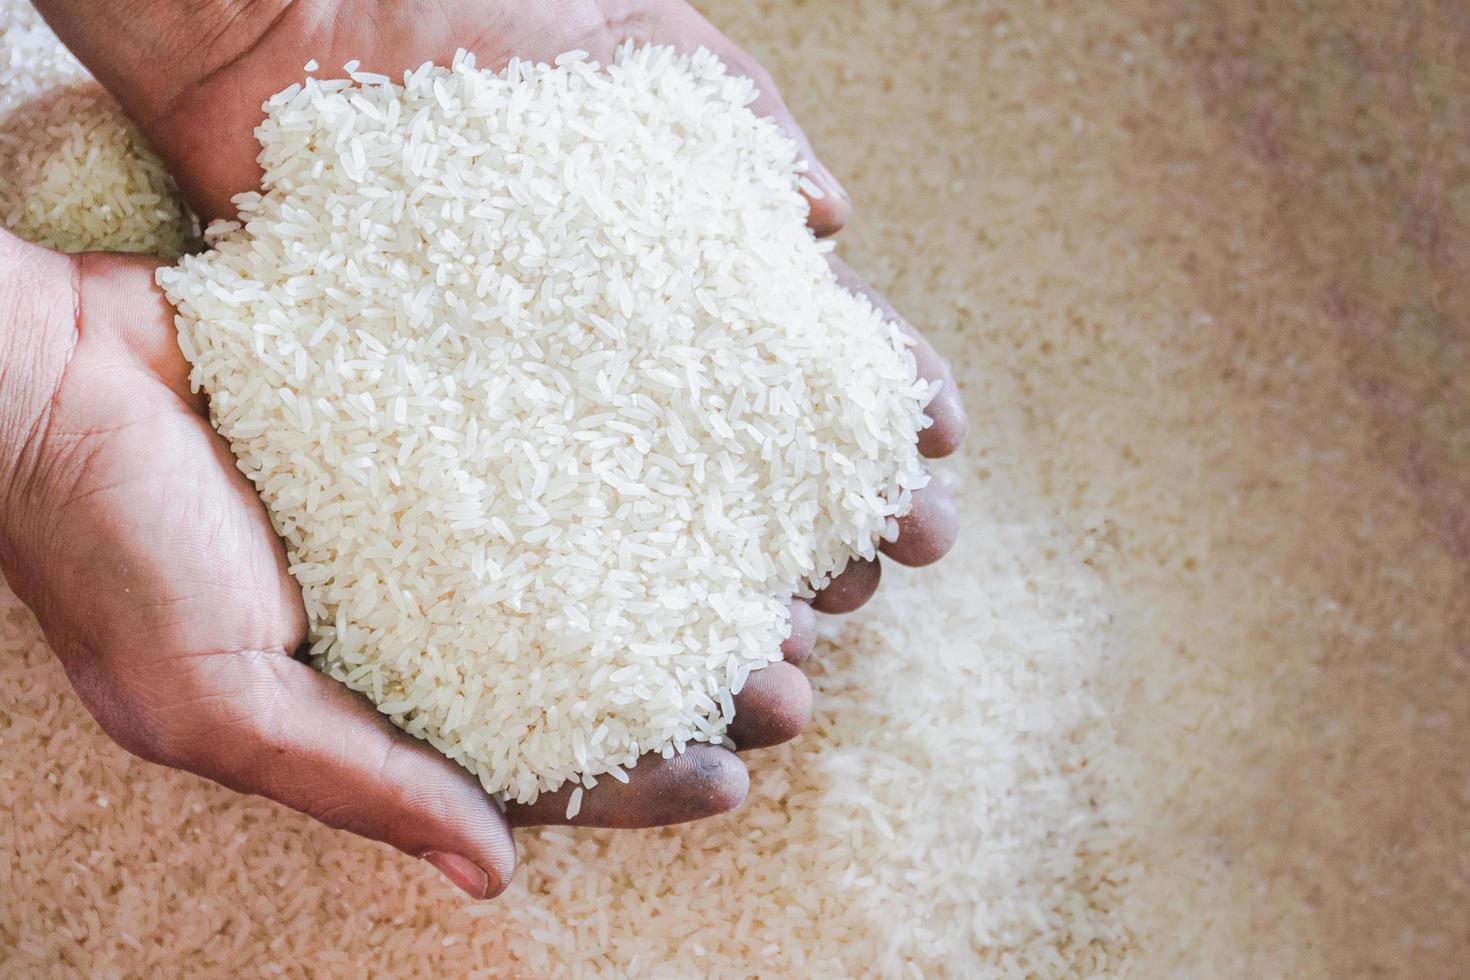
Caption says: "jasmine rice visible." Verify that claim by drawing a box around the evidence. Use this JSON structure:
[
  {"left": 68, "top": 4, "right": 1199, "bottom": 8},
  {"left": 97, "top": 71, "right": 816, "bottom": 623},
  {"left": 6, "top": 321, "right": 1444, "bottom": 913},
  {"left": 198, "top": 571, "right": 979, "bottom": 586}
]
[{"left": 157, "top": 44, "right": 933, "bottom": 804}]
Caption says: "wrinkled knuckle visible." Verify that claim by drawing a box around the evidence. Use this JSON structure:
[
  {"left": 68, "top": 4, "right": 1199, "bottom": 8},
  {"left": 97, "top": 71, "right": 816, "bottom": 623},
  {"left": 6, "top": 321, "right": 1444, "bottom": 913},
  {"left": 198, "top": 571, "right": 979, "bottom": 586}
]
[
  {"left": 302, "top": 795, "right": 373, "bottom": 837},
  {"left": 380, "top": 750, "right": 452, "bottom": 826},
  {"left": 154, "top": 650, "right": 288, "bottom": 772},
  {"left": 301, "top": 758, "right": 436, "bottom": 844}
]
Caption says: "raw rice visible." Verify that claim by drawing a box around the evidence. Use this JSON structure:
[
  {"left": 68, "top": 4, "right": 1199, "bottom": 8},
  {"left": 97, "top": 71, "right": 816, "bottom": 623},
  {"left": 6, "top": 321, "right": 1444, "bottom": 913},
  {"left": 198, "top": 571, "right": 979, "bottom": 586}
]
[{"left": 157, "top": 45, "right": 934, "bottom": 803}]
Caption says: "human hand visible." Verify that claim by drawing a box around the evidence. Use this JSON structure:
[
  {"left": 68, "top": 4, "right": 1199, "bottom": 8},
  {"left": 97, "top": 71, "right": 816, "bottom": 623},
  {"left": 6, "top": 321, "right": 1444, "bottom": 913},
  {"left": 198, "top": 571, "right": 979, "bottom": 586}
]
[
  {"left": 0, "top": 228, "right": 839, "bottom": 898},
  {"left": 19, "top": 0, "right": 968, "bottom": 895}
]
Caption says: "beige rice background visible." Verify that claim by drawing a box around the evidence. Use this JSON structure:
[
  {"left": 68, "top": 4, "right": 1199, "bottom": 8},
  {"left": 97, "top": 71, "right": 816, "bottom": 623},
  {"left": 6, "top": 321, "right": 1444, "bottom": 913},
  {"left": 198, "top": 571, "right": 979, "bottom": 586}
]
[{"left": 3, "top": 0, "right": 1469, "bottom": 976}]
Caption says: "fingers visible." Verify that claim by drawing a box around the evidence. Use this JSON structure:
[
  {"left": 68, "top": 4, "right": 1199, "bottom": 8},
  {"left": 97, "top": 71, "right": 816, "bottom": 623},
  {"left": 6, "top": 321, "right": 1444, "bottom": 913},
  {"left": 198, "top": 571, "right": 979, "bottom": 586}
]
[
  {"left": 659, "top": 5, "right": 850, "bottom": 237},
  {"left": 828, "top": 256, "right": 969, "bottom": 458},
  {"left": 506, "top": 654, "right": 814, "bottom": 826},
  {"left": 807, "top": 487, "right": 959, "bottom": 610},
  {"left": 880, "top": 483, "right": 959, "bottom": 567},
  {"left": 782, "top": 599, "right": 816, "bottom": 665},
  {"left": 126, "top": 649, "right": 517, "bottom": 900},
  {"left": 507, "top": 657, "right": 811, "bottom": 829},
  {"left": 505, "top": 744, "right": 748, "bottom": 829},
  {"left": 726, "top": 661, "right": 812, "bottom": 751},
  {"left": 506, "top": 661, "right": 810, "bottom": 829},
  {"left": 811, "top": 556, "right": 882, "bottom": 615}
]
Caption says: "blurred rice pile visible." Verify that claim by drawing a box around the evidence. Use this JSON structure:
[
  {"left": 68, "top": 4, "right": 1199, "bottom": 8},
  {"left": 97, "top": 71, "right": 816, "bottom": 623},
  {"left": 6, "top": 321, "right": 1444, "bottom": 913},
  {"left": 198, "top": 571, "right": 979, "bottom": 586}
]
[
  {"left": 2, "top": 0, "right": 1467, "bottom": 976},
  {"left": 0, "top": 2, "right": 193, "bottom": 255}
]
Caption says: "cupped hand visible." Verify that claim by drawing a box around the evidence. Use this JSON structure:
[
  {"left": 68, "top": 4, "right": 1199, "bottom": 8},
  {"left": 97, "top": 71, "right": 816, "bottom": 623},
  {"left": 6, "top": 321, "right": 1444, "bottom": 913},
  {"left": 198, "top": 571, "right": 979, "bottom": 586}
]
[
  {"left": 0, "top": 235, "right": 818, "bottom": 897},
  {"left": 19, "top": 0, "right": 968, "bottom": 896}
]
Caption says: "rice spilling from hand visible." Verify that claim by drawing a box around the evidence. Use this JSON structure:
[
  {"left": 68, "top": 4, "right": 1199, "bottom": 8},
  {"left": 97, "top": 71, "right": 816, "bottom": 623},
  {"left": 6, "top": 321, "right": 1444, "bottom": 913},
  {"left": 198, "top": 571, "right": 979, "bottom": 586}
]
[{"left": 157, "top": 44, "right": 933, "bottom": 803}]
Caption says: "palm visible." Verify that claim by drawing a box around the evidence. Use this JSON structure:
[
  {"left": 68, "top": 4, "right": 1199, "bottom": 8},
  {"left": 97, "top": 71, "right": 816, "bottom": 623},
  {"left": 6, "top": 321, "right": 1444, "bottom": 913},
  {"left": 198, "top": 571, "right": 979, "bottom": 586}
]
[{"left": 3, "top": 253, "right": 304, "bottom": 745}]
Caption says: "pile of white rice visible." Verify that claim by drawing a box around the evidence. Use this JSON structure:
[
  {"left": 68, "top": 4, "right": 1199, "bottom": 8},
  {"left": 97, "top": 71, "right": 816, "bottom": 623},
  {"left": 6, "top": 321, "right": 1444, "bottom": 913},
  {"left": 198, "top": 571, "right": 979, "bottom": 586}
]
[{"left": 157, "top": 46, "right": 933, "bottom": 803}]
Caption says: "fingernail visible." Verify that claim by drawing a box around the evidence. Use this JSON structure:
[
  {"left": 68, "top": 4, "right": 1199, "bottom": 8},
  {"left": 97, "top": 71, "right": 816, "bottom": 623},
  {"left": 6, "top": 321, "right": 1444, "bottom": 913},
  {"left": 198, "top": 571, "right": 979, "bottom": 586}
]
[
  {"left": 423, "top": 851, "right": 490, "bottom": 899},
  {"left": 935, "top": 381, "right": 965, "bottom": 424},
  {"left": 924, "top": 382, "right": 969, "bottom": 454},
  {"left": 813, "top": 160, "right": 849, "bottom": 203}
]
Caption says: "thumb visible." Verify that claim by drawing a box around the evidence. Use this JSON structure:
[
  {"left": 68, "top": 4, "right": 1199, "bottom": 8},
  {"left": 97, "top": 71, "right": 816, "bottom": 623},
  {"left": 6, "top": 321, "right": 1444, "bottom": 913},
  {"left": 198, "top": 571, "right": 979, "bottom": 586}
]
[{"left": 101, "top": 648, "right": 518, "bottom": 899}]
